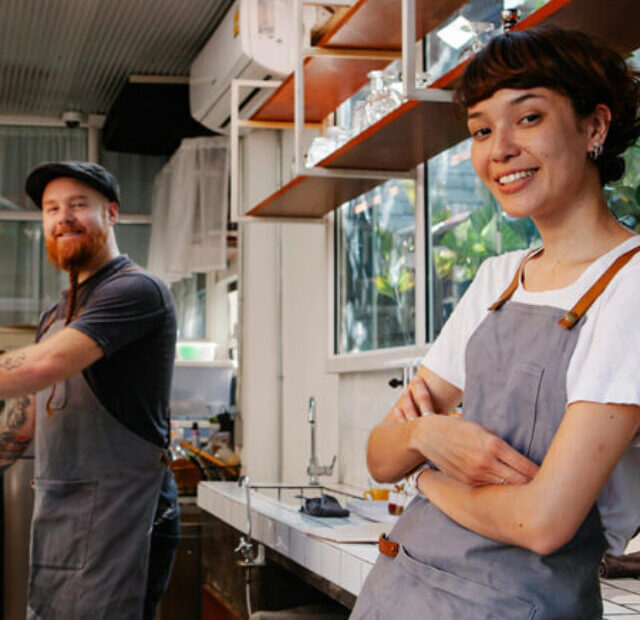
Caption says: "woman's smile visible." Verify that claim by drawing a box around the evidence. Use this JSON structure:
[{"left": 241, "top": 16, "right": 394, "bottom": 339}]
[{"left": 495, "top": 168, "right": 539, "bottom": 193}]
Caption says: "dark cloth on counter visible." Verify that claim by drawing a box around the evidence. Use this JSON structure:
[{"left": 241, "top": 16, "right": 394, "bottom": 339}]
[
  {"left": 37, "top": 254, "right": 177, "bottom": 448},
  {"left": 299, "top": 494, "right": 349, "bottom": 518},
  {"left": 600, "top": 551, "right": 640, "bottom": 579}
]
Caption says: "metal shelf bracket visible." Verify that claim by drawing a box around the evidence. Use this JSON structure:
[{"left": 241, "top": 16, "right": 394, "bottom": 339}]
[{"left": 401, "top": 0, "right": 454, "bottom": 103}]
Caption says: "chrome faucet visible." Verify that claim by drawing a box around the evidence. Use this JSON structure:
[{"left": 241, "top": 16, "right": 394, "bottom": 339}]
[
  {"left": 234, "top": 476, "right": 265, "bottom": 567},
  {"left": 306, "top": 397, "right": 336, "bottom": 486}
]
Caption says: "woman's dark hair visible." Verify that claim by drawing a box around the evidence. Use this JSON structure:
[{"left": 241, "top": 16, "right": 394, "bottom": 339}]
[{"left": 456, "top": 25, "right": 640, "bottom": 185}]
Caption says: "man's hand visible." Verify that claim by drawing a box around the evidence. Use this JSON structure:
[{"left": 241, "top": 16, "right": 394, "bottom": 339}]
[{"left": 409, "top": 414, "right": 539, "bottom": 486}]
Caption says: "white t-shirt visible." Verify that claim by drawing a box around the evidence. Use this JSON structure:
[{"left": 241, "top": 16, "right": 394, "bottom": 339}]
[{"left": 422, "top": 235, "right": 640, "bottom": 554}]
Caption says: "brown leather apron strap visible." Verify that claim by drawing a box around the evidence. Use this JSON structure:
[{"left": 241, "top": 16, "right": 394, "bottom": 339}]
[
  {"left": 379, "top": 534, "right": 399, "bottom": 558},
  {"left": 488, "top": 247, "right": 542, "bottom": 311},
  {"left": 558, "top": 245, "right": 640, "bottom": 329}
]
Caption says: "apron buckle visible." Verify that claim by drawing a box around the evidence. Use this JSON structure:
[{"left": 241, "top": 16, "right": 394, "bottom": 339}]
[{"left": 379, "top": 534, "right": 399, "bottom": 558}]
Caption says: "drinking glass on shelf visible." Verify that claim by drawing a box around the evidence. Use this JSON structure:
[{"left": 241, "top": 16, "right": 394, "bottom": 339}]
[
  {"left": 349, "top": 100, "right": 368, "bottom": 138},
  {"left": 458, "top": 20, "right": 496, "bottom": 62},
  {"left": 364, "top": 70, "right": 403, "bottom": 126},
  {"left": 305, "top": 135, "right": 336, "bottom": 168},
  {"left": 326, "top": 125, "right": 349, "bottom": 148},
  {"left": 364, "top": 70, "right": 387, "bottom": 125}
]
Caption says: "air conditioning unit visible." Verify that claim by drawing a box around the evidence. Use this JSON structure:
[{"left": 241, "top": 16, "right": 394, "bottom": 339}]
[{"left": 190, "top": 0, "right": 315, "bottom": 134}]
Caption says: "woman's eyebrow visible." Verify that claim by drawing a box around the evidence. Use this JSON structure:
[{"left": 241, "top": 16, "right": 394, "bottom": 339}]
[
  {"left": 511, "top": 93, "right": 546, "bottom": 106},
  {"left": 467, "top": 93, "right": 547, "bottom": 120}
]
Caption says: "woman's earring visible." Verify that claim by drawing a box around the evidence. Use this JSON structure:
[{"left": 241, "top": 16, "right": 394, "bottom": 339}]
[{"left": 589, "top": 144, "right": 603, "bottom": 161}]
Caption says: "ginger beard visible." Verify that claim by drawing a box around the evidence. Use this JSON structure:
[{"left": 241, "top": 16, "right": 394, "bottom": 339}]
[{"left": 45, "top": 220, "right": 109, "bottom": 271}]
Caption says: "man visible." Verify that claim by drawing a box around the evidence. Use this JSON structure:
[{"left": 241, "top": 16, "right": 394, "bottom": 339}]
[{"left": 0, "top": 162, "right": 179, "bottom": 619}]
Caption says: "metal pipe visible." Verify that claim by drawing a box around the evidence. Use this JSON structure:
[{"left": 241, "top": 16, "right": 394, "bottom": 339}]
[
  {"left": 308, "top": 396, "right": 317, "bottom": 474},
  {"left": 294, "top": 0, "right": 305, "bottom": 177}
]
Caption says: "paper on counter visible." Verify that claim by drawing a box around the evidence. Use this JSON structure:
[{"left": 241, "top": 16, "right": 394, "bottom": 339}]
[
  {"left": 306, "top": 521, "right": 391, "bottom": 543},
  {"left": 345, "top": 499, "right": 400, "bottom": 524}
]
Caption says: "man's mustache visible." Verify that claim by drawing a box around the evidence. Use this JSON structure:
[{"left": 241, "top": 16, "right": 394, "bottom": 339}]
[{"left": 53, "top": 224, "right": 86, "bottom": 237}]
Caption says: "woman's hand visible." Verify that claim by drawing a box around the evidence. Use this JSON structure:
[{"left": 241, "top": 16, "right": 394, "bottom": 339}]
[
  {"left": 391, "top": 374, "right": 437, "bottom": 422},
  {"left": 388, "top": 371, "right": 538, "bottom": 485},
  {"left": 410, "top": 414, "right": 539, "bottom": 486}
]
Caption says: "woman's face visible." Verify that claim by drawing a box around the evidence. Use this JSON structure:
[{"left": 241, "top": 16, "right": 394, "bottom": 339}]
[{"left": 467, "top": 87, "right": 594, "bottom": 221}]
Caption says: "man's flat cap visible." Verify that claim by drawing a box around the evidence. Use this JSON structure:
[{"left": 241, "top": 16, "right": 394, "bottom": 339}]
[{"left": 25, "top": 161, "right": 120, "bottom": 208}]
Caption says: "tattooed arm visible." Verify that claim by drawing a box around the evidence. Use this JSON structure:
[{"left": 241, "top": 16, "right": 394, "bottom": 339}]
[
  {"left": 0, "top": 327, "right": 102, "bottom": 399},
  {"left": 0, "top": 395, "right": 35, "bottom": 472}
]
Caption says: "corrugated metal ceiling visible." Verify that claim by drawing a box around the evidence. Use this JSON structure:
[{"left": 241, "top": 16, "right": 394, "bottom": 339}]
[{"left": 0, "top": 0, "right": 234, "bottom": 118}]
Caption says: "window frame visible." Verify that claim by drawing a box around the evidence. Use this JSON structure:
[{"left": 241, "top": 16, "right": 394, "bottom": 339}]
[
  {"left": 0, "top": 118, "right": 153, "bottom": 327},
  {"left": 326, "top": 163, "right": 432, "bottom": 373}
]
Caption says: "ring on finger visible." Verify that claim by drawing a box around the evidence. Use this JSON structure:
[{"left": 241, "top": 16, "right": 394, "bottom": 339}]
[{"left": 498, "top": 477, "right": 505, "bottom": 484}]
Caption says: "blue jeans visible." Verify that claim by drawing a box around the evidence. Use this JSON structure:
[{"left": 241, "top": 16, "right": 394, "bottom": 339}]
[{"left": 143, "top": 510, "right": 180, "bottom": 620}]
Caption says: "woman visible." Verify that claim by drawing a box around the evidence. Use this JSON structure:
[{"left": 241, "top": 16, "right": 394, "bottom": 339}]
[{"left": 351, "top": 26, "right": 640, "bottom": 620}]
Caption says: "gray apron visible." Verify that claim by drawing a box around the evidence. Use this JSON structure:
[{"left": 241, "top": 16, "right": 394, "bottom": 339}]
[
  {"left": 27, "top": 317, "right": 168, "bottom": 620},
  {"left": 352, "top": 247, "right": 640, "bottom": 620}
]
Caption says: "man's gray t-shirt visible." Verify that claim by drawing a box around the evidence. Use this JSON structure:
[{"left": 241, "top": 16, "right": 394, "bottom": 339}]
[{"left": 37, "top": 255, "right": 177, "bottom": 448}]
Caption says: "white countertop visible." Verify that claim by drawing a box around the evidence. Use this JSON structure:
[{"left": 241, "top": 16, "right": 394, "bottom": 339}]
[{"left": 197, "top": 481, "right": 384, "bottom": 596}]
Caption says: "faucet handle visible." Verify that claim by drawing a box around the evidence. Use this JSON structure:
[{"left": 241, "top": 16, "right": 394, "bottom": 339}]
[
  {"left": 320, "top": 455, "right": 337, "bottom": 476},
  {"left": 234, "top": 536, "right": 252, "bottom": 554}
]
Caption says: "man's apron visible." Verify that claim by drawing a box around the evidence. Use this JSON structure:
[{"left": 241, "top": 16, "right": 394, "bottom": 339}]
[
  {"left": 351, "top": 246, "right": 640, "bottom": 620},
  {"left": 27, "top": 317, "right": 168, "bottom": 620}
]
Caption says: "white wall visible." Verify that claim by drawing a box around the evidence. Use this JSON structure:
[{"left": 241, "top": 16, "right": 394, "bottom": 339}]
[
  {"left": 238, "top": 129, "right": 403, "bottom": 488},
  {"left": 239, "top": 221, "right": 281, "bottom": 481},
  {"left": 239, "top": 215, "right": 405, "bottom": 488},
  {"left": 280, "top": 222, "right": 339, "bottom": 483}
]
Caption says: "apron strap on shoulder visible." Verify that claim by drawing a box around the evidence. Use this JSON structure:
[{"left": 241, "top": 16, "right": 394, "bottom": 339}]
[
  {"left": 488, "top": 247, "right": 541, "bottom": 311},
  {"left": 558, "top": 244, "right": 640, "bottom": 329}
]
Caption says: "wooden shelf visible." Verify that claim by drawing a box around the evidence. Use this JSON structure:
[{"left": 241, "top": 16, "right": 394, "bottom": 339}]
[
  {"left": 248, "top": 0, "right": 640, "bottom": 218},
  {"left": 251, "top": 0, "right": 468, "bottom": 124}
]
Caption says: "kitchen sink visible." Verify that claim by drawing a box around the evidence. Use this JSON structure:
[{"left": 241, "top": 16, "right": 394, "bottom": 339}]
[{"left": 248, "top": 483, "right": 363, "bottom": 510}]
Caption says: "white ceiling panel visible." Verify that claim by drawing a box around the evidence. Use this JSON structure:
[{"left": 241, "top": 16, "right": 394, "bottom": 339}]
[{"left": 0, "top": 0, "right": 234, "bottom": 117}]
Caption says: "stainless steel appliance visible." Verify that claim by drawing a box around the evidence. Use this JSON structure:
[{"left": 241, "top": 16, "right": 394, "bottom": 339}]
[{"left": 3, "top": 447, "right": 34, "bottom": 620}]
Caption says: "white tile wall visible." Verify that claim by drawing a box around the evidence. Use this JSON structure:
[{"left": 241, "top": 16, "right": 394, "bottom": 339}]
[
  {"left": 290, "top": 528, "right": 306, "bottom": 566},
  {"left": 321, "top": 544, "right": 342, "bottom": 584},
  {"left": 274, "top": 520, "right": 291, "bottom": 555},
  {"left": 601, "top": 578, "right": 640, "bottom": 618},
  {"left": 339, "top": 370, "right": 399, "bottom": 487},
  {"left": 261, "top": 515, "right": 277, "bottom": 549},
  {"left": 341, "top": 552, "right": 363, "bottom": 596},
  {"left": 231, "top": 500, "right": 247, "bottom": 533},
  {"left": 305, "top": 537, "right": 323, "bottom": 575}
]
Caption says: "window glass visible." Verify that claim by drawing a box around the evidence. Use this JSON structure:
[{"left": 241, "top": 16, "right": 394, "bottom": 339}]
[
  {"left": 114, "top": 223, "right": 151, "bottom": 268},
  {"left": 0, "top": 221, "right": 65, "bottom": 325},
  {"left": 171, "top": 273, "right": 207, "bottom": 340},
  {"left": 335, "top": 179, "right": 416, "bottom": 354},
  {"left": 428, "top": 138, "right": 540, "bottom": 337},
  {"left": 425, "top": 0, "right": 552, "bottom": 85},
  {"left": 0, "top": 126, "right": 87, "bottom": 210},
  {"left": 607, "top": 143, "right": 640, "bottom": 234},
  {"left": 99, "top": 148, "right": 168, "bottom": 214}
]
